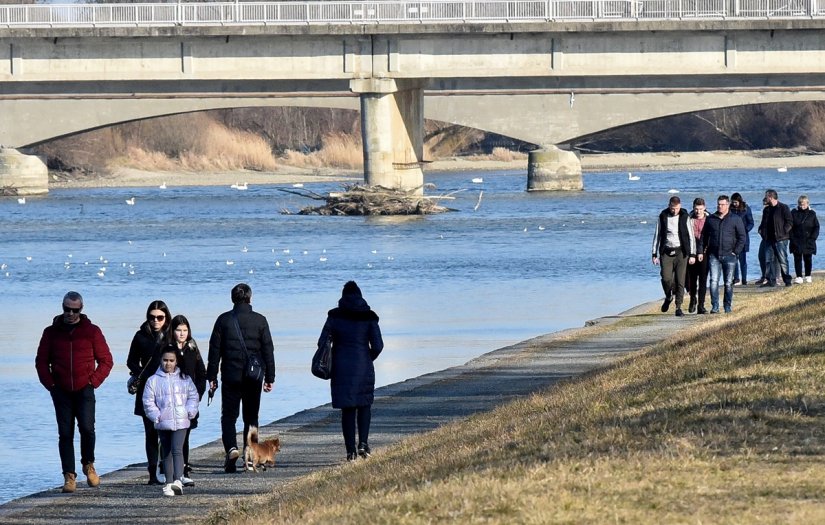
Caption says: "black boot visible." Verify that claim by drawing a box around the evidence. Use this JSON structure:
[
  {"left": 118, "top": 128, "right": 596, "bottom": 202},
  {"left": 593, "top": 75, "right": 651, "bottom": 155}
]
[
  {"left": 147, "top": 463, "right": 162, "bottom": 485},
  {"left": 688, "top": 296, "right": 697, "bottom": 314}
]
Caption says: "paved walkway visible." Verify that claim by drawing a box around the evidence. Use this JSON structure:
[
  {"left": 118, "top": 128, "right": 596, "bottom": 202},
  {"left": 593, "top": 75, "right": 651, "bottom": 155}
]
[{"left": 0, "top": 299, "right": 707, "bottom": 524}]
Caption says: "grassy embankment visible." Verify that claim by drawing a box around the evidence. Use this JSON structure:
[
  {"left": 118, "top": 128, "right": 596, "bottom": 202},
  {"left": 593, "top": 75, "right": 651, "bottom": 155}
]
[{"left": 206, "top": 283, "right": 825, "bottom": 524}]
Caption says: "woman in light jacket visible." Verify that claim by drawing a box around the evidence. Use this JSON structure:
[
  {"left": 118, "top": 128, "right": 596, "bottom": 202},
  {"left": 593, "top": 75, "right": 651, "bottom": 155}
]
[
  {"left": 317, "top": 281, "right": 383, "bottom": 461},
  {"left": 142, "top": 348, "right": 199, "bottom": 497}
]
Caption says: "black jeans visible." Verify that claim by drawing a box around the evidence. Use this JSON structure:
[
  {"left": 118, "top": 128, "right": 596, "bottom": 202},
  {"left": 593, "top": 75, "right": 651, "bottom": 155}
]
[
  {"left": 686, "top": 254, "right": 709, "bottom": 307},
  {"left": 50, "top": 385, "right": 96, "bottom": 475},
  {"left": 794, "top": 253, "right": 813, "bottom": 277},
  {"left": 220, "top": 379, "right": 262, "bottom": 453},
  {"left": 141, "top": 416, "right": 160, "bottom": 467},
  {"left": 341, "top": 405, "right": 371, "bottom": 454}
]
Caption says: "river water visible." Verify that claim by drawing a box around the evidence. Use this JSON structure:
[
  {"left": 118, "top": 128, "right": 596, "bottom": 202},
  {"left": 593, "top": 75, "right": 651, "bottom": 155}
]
[{"left": 1, "top": 167, "right": 822, "bottom": 504}]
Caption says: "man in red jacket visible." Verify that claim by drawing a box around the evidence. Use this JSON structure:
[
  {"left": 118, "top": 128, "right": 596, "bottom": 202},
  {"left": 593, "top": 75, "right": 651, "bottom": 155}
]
[{"left": 35, "top": 291, "right": 113, "bottom": 494}]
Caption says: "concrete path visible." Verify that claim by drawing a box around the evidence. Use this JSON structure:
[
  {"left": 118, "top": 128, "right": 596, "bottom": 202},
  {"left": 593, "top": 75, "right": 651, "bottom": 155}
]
[{"left": 0, "top": 299, "right": 705, "bottom": 524}]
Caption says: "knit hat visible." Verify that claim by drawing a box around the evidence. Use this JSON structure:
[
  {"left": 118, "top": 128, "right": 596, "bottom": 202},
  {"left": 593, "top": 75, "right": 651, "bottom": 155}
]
[{"left": 342, "top": 281, "right": 362, "bottom": 297}]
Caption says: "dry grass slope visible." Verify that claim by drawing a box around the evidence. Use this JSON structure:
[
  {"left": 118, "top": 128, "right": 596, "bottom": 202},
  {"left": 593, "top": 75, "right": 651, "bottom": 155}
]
[{"left": 210, "top": 285, "right": 825, "bottom": 524}]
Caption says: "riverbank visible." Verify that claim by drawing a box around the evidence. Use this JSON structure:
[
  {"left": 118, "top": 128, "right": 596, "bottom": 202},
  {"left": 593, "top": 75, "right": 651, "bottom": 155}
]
[
  {"left": 4, "top": 281, "right": 816, "bottom": 524},
  {"left": 0, "top": 294, "right": 692, "bottom": 524},
  {"left": 47, "top": 148, "right": 825, "bottom": 189}
]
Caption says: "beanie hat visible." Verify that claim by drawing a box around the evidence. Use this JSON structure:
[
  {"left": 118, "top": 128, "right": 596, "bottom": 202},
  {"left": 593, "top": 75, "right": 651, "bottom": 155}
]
[{"left": 342, "top": 280, "right": 362, "bottom": 297}]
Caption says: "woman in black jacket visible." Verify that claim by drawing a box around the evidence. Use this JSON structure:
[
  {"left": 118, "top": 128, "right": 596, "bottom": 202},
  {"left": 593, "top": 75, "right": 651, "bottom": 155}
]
[
  {"left": 167, "top": 314, "right": 207, "bottom": 486},
  {"left": 126, "top": 300, "right": 172, "bottom": 485},
  {"left": 790, "top": 195, "right": 820, "bottom": 283},
  {"left": 318, "top": 281, "right": 384, "bottom": 461}
]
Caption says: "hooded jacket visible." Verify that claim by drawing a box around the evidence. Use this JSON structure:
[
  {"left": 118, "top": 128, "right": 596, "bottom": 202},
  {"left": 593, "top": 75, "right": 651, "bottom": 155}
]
[
  {"left": 36, "top": 314, "right": 113, "bottom": 392},
  {"left": 318, "top": 292, "right": 384, "bottom": 409},
  {"left": 790, "top": 207, "right": 820, "bottom": 255},
  {"left": 142, "top": 366, "right": 199, "bottom": 431}
]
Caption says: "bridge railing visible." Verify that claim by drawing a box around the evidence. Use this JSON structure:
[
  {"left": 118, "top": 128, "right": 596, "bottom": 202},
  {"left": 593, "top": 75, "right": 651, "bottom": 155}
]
[{"left": 0, "top": 0, "right": 823, "bottom": 27}]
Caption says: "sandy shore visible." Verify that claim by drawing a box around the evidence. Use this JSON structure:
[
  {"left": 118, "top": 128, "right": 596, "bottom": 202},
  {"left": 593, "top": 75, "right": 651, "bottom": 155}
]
[{"left": 48, "top": 149, "right": 825, "bottom": 189}]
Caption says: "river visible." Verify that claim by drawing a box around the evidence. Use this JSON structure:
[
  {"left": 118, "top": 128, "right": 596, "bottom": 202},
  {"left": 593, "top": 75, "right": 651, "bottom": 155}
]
[{"left": 1, "top": 167, "right": 822, "bottom": 504}]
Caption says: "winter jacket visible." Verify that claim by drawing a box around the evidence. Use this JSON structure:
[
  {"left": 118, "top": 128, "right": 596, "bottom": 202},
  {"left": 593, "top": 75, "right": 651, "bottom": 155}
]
[
  {"left": 759, "top": 201, "right": 793, "bottom": 242},
  {"left": 701, "top": 212, "right": 746, "bottom": 257},
  {"left": 207, "top": 303, "right": 275, "bottom": 384},
  {"left": 652, "top": 208, "right": 696, "bottom": 258},
  {"left": 126, "top": 323, "right": 167, "bottom": 417},
  {"left": 790, "top": 207, "right": 820, "bottom": 255},
  {"left": 142, "top": 366, "right": 199, "bottom": 431},
  {"left": 171, "top": 339, "right": 207, "bottom": 429},
  {"left": 318, "top": 293, "right": 383, "bottom": 409},
  {"left": 36, "top": 314, "right": 113, "bottom": 392},
  {"left": 730, "top": 205, "right": 754, "bottom": 252}
]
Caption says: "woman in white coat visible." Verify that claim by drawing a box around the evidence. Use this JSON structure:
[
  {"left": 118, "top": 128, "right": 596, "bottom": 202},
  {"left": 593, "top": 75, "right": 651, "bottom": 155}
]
[{"left": 142, "top": 348, "right": 199, "bottom": 496}]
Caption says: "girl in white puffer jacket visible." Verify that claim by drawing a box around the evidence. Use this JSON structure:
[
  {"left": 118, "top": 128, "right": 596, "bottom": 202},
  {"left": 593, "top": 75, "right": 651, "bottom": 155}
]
[{"left": 142, "top": 348, "right": 199, "bottom": 496}]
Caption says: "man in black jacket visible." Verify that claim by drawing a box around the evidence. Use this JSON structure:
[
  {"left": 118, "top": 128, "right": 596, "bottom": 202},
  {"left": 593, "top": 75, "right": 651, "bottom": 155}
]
[
  {"left": 207, "top": 283, "right": 275, "bottom": 473},
  {"left": 702, "top": 195, "right": 746, "bottom": 313},
  {"left": 758, "top": 189, "right": 793, "bottom": 287},
  {"left": 651, "top": 196, "right": 697, "bottom": 317}
]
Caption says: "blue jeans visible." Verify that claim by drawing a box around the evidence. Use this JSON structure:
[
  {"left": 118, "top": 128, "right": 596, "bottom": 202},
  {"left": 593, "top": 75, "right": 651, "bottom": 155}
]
[
  {"left": 709, "top": 254, "right": 737, "bottom": 312},
  {"left": 765, "top": 240, "right": 792, "bottom": 284},
  {"left": 51, "top": 385, "right": 96, "bottom": 475},
  {"left": 734, "top": 250, "right": 748, "bottom": 283}
]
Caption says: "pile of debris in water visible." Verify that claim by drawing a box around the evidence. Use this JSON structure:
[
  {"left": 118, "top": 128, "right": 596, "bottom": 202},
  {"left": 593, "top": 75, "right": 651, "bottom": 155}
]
[
  {"left": 278, "top": 184, "right": 460, "bottom": 215},
  {"left": 1, "top": 186, "right": 19, "bottom": 196}
]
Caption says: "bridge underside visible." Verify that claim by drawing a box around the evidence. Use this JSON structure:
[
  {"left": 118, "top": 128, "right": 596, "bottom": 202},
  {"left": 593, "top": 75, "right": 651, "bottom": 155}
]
[{"left": 5, "top": 75, "right": 825, "bottom": 149}]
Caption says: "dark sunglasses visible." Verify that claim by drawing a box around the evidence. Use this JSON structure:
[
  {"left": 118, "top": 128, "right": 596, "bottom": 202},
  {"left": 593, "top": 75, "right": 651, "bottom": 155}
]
[
  {"left": 63, "top": 305, "right": 82, "bottom": 314},
  {"left": 148, "top": 314, "right": 166, "bottom": 322}
]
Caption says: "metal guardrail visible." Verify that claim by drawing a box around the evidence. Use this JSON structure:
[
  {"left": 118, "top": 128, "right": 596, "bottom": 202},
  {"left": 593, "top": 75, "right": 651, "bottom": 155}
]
[{"left": 0, "top": 0, "right": 821, "bottom": 27}]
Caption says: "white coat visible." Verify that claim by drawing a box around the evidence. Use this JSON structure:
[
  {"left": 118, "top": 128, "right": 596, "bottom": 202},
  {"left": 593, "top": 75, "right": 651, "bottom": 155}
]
[{"left": 142, "top": 366, "right": 199, "bottom": 431}]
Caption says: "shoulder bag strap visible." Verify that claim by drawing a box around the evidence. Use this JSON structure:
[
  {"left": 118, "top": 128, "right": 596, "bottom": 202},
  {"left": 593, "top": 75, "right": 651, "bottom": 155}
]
[{"left": 231, "top": 311, "right": 250, "bottom": 358}]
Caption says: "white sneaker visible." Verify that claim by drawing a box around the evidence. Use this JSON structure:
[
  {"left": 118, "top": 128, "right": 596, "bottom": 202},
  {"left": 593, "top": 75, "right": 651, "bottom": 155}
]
[
  {"left": 794, "top": 277, "right": 804, "bottom": 284},
  {"left": 171, "top": 479, "right": 183, "bottom": 495},
  {"left": 162, "top": 484, "right": 175, "bottom": 497},
  {"left": 806, "top": 276, "right": 813, "bottom": 283},
  {"left": 181, "top": 476, "right": 194, "bottom": 487},
  {"left": 157, "top": 465, "right": 166, "bottom": 484}
]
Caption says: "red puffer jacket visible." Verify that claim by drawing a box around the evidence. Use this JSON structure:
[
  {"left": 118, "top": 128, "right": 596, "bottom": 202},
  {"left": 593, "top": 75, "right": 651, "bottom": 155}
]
[{"left": 35, "top": 315, "right": 114, "bottom": 392}]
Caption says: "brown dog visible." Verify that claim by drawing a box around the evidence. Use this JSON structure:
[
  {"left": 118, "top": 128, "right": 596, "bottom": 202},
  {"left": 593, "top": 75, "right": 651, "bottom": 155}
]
[{"left": 244, "top": 426, "right": 281, "bottom": 472}]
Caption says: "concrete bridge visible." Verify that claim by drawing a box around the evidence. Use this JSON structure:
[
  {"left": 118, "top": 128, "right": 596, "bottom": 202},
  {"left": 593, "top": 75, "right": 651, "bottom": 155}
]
[{"left": 4, "top": 0, "right": 825, "bottom": 194}]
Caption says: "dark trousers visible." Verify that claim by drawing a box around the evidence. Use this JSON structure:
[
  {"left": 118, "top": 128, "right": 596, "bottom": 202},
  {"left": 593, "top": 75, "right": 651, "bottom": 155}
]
[
  {"left": 220, "top": 379, "right": 262, "bottom": 453},
  {"left": 758, "top": 239, "right": 769, "bottom": 279},
  {"left": 50, "top": 385, "right": 96, "bottom": 475},
  {"left": 341, "top": 405, "right": 371, "bottom": 454},
  {"left": 660, "top": 251, "right": 688, "bottom": 307},
  {"left": 794, "top": 253, "right": 813, "bottom": 277},
  {"left": 141, "top": 416, "right": 160, "bottom": 467},
  {"left": 686, "top": 255, "right": 709, "bottom": 307},
  {"left": 158, "top": 429, "right": 186, "bottom": 483},
  {"left": 734, "top": 250, "right": 749, "bottom": 283}
]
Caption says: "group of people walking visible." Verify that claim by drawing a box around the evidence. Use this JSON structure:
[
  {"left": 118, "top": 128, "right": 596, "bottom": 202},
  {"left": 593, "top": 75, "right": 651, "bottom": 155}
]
[
  {"left": 653, "top": 189, "right": 820, "bottom": 315},
  {"left": 35, "top": 281, "right": 383, "bottom": 497}
]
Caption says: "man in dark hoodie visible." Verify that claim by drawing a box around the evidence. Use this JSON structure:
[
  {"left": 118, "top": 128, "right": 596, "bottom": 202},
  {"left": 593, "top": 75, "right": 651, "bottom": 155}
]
[
  {"left": 758, "top": 188, "right": 794, "bottom": 287},
  {"left": 207, "top": 283, "right": 275, "bottom": 473},
  {"left": 652, "top": 196, "right": 697, "bottom": 317},
  {"left": 35, "top": 291, "right": 113, "bottom": 494},
  {"left": 317, "top": 281, "right": 383, "bottom": 461}
]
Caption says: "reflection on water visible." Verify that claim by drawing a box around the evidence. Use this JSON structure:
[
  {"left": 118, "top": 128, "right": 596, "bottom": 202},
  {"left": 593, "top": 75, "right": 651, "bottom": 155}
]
[{"left": 1, "top": 167, "right": 822, "bottom": 504}]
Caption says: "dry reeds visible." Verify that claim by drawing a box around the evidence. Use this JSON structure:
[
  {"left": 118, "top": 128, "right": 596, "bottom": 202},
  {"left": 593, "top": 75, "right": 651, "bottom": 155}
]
[
  {"left": 280, "top": 132, "right": 363, "bottom": 169},
  {"left": 208, "top": 283, "right": 825, "bottom": 524}
]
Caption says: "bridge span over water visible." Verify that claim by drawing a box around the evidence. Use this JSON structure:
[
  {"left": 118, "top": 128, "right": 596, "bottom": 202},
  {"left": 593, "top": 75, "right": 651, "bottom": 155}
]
[{"left": 3, "top": 0, "right": 825, "bottom": 194}]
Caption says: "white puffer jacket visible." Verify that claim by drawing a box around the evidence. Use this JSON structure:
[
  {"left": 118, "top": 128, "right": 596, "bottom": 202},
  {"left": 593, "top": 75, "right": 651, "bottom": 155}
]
[{"left": 142, "top": 366, "right": 199, "bottom": 431}]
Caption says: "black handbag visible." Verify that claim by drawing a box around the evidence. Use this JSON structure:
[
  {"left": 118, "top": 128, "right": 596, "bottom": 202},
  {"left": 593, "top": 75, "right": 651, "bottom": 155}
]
[
  {"left": 311, "top": 332, "right": 333, "bottom": 380},
  {"left": 232, "top": 312, "right": 265, "bottom": 383}
]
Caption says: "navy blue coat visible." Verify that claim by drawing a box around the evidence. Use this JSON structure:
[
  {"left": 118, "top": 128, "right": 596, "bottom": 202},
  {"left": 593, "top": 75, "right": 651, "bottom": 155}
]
[{"left": 318, "top": 294, "right": 383, "bottom": 409}]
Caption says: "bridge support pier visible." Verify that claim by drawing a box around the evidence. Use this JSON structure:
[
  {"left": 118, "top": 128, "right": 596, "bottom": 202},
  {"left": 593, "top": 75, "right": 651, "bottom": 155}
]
[
  {"left": 351, "top": 79, "right": 425, "bottom": 195},
  {"left": 527, "top": 145, "right": 583, "bottom": 192},
  {"left": 0, "top": 148, "right": 49, "bottom": 196}
]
